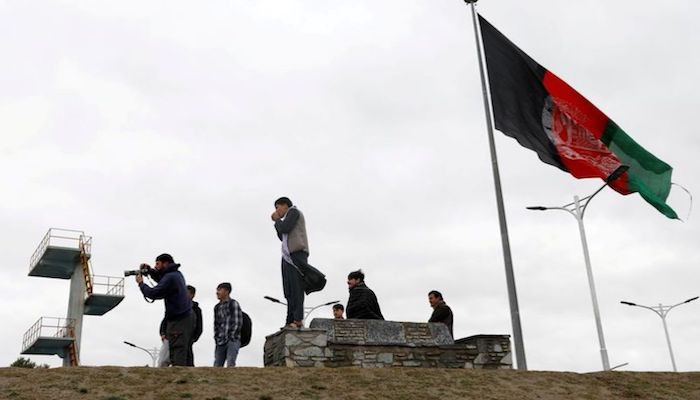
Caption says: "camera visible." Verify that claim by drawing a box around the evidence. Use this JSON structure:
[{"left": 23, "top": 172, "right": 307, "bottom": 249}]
[{"left": 124, "top": 266, "right": 153, "bottom": 277}]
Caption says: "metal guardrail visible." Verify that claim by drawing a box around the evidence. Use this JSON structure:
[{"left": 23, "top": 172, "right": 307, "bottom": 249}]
[
  {"left": 22, "top": 317, "right": 76, "bottom": 353},
  {"left": 80, "top": 235, "right": 92, "bottom": 260},
  {"left": 91, "top": 275, "right": 125, "bottom": 297},
  {"left": 29, "top": 228, "right": 90, "bottom": 272}
]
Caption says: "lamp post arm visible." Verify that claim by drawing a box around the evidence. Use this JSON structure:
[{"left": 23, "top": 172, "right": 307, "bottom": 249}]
[
  {"left": 580, "top": 165, "right": 630, "bottom": 219},
  {"left": 628, "top": 303, "right": 664, "bottom": 319},
  {"left": 666, "top": 302, "right": 684, "bottom": 315},
  {"left": 580, "top": 184, "right": 608, "bottom": 219},
  {"left": 665, "top": 296, "right": 698, "bottom": 315},
  {"left": 124, "top": 341, "right": 158, "bottom": 367},
  {"left": 302, "top": 301, "right": 340, "bottom": 325},
  {"left": 532, "top": 206, "right": 579, "bottom": 219}
]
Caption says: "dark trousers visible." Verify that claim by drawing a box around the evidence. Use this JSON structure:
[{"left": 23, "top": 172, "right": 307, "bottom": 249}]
[
  {"left": 167, "top": 310, "right": 194, "bottom": 366},
  {"left": 281, "top": 251, "right": 308, "bottom": 324},
  {"left": 187, "top": 340, "right": 195, "bottom": 366}
]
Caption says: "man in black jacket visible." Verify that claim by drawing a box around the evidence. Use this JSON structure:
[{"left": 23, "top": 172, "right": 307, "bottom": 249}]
[
  {"left": 428, "top": 290, "right": 454, "bottom": 337},
  {"left": 137, "top": 253, "right": 194, "bottom": 366},
  {"left": 346, "top": 269, "right": 384, "bottom": 320},
  {"left": 186, "top": 285, "right": 203, "bottom": 366}
]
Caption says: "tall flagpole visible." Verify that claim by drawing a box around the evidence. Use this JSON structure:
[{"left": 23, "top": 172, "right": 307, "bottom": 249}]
[{"left": 465, "top": 0, "right": 527, "bottom": 370}]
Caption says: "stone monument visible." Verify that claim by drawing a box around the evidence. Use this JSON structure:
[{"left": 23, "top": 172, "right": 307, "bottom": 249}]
[{"left": 264, "top": 318, "right": 512, "bottom": 369}]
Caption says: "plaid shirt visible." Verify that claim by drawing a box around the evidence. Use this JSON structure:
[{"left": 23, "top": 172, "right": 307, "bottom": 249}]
[{"left": 214, "top": 298, "right": 242, "bottom": 346}]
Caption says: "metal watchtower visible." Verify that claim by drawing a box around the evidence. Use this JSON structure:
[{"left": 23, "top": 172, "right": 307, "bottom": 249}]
[{"left": 21, "top": 229, "right": 125, "bottom": 366}]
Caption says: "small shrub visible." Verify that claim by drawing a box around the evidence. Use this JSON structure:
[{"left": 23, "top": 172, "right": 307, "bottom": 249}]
[
  {"left": 10, "top": 357, "right": 37, "bottom": 368},
  {"left": 179, "top": 393, "right": 192, "bottom": 398}
]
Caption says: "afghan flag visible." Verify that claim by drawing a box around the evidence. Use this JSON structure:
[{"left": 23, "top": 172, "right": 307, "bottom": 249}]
[{"left": 478, "top": 14, "right": 677, "bottom": 219}]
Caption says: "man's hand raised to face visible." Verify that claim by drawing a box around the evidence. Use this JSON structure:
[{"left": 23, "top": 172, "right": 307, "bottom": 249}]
[{"left": 271, "top": 210, "right": 281, "bottom": 221}]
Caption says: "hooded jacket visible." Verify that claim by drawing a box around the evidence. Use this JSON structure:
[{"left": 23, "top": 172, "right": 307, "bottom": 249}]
[{"left": 139, "top": 263, "right": 192, "bottom": 320}]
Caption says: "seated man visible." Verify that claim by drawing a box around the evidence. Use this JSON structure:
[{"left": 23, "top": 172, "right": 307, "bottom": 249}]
[
  {"left": 332, "top": 303, "right": 345, "bottom": 319},
  {"left": 346, "top": 269, "right": 384, "bottom": 320},
  {"left": 428, "top": 290, "right": 454, "bottom": 337}
]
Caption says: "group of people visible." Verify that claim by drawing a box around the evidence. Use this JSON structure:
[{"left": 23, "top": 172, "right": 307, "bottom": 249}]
[
  {"left": 135, "top": 196, "right": 454, "bottom": 367},
  {"left": 136, "top": 254, "right": 244, "bottom": 367},
  {"left": 328, "top": 271, "right": 454, "bottom": 337},
  {"left": 271, "top": 196, "right": 454, "bottom": 335}
]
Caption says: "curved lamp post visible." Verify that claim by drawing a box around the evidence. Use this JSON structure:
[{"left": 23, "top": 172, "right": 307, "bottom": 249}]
[
  {"left": 527, "top": 165, "right": 629, "bottom": 371},
  {"left": 264, "top": 296, "right": 340, "bottom": 326},
  {"left": 123, "top": 341, "right": 159, "bottom": 367},
  {"left": 620, "top": 296, "right": 698, "bottom": 372}
]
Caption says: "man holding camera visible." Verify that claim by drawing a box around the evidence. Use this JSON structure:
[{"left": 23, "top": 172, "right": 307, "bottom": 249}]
[{"left": 136, "top": 253, "right": 194, "bottom": 367}]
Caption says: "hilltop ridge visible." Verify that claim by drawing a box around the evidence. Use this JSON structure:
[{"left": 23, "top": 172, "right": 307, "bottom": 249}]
[{"left": 1, "top": 366, "right": 699, "bottom": 400}]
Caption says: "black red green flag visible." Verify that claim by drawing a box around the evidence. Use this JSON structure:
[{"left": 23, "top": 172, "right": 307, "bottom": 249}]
[{"left": 478, "top": 14, "right": 677, "bottom": 219}]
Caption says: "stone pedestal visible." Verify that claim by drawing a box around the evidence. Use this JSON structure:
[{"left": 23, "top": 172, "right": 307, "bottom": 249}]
[
  {"left": 264, "top": 328, "right": 330, "bottom": 367},
  {"left": 263, "top": 318, "right": 512, "bottom": 369}
]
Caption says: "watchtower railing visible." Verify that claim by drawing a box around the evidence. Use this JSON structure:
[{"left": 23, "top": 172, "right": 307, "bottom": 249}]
[
  {"left": 91, "top": 275, "right": 125, "bottom": 297},
  {"left": 22, "top": 317, "right": 76, "bottom": 353},
  {"left": 29, "top": 228, "right": 90, "bottom": 272},
  {"left": 79, "top": 234, "right": 92, "bottom": 259}
]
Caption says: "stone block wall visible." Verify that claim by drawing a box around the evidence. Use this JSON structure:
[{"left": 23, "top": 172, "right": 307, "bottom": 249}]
[
  {"left": 264, "top": 318, "right": 512, "bottom": 369},
  {"left": 455, "top": 334, "right": 512, "bottom": 369},
  {"left": 264, "top": 328, "right": 329, "bottom": 367}
]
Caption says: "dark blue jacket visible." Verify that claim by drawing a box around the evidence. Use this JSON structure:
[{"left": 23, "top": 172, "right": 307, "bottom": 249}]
[{"left": 139, "top": 264, "right": 192, "bottom": 320}]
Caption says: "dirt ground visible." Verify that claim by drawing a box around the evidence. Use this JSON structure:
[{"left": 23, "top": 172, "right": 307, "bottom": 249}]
[{"left": 1, "top": 366, "right": 699, "bottom": 400}]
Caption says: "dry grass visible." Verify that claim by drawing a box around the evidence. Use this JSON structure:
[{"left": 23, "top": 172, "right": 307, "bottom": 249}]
[{"left": 1, "top": 366, "right": 699, "bottom": 400}]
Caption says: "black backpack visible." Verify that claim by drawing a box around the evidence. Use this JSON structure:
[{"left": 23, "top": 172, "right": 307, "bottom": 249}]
[
  {"left": 240, "top": 311, "right": 252, "bottom": 348},
  {"left": 229, "top": 301, "right": 252, "bottom": 348}
]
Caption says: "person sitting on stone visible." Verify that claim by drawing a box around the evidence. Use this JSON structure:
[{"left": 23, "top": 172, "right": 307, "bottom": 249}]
[
  {"left": 332, "top": 303, "right": 345, "bottom": 319},
  {"left": 346, "top": 269, "right": 384, "bottom": 320},
  {"left": 428, "top": 290, "right": 454, "bottom": 337}
]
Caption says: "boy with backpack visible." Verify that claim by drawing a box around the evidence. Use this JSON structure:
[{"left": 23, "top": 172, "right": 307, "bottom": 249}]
[{"left": 213, "top": 282, "right": 243, "bottom": 367}]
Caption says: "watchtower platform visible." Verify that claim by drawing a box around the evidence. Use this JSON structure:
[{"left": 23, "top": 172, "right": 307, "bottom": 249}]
[
  {"left": 21, "top": 229, "right": 125, "bottom": 366},
  {"left": 28, "top": 229, "right": 87, "bottom": 279},
  {"left": 21, "top": 317, "right": 76, "bottom": 359},
  {"left": 84, "top": 275, "right": 125, "bottom": 315}
]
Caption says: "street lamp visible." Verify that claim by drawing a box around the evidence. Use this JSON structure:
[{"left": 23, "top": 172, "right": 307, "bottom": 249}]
[
  {"left": 123, "top": 341, "right": 160, "bottom": 367},
  {"left": 264, "top": 296, "right": 340, "bottom": 326},
  {"left": 526, "top": 165, "right": 629, "bottom": 371},
  {"left": 620, "top": 296, "right": 698, "bottom": 372}
]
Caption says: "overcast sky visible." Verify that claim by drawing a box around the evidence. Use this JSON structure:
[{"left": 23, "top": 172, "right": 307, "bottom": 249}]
[{"left": 1, "top": 0, "right": 699, "bottom": 372}]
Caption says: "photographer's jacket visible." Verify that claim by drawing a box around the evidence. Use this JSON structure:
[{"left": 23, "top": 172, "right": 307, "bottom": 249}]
[{"left": 139, "top": 264, "right": 192, "bottom": 320}]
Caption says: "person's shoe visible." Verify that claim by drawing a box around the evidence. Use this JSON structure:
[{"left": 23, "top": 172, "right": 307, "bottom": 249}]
[{"left": 284, "top": 321, "right": 303, "bottom": 329}]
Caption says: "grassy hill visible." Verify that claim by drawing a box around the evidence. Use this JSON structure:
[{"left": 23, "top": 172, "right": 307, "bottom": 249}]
[{"left": 1, "top": 366, "right": 699, "bottom": 400}]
